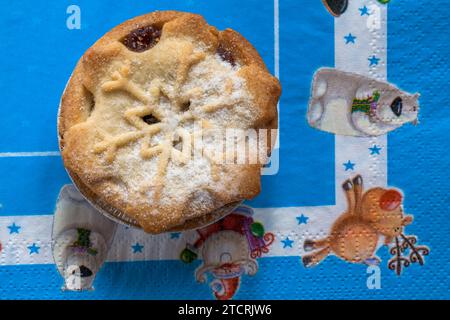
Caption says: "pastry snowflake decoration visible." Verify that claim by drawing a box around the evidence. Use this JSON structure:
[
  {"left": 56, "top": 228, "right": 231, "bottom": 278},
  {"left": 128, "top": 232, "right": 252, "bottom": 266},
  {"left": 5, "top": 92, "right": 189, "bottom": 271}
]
[
  {"left": 95, "top": 56, "right": 230, "bottom": 198},
  {"left": 58, "top": 11, "right": 281, "bottom": 233}
]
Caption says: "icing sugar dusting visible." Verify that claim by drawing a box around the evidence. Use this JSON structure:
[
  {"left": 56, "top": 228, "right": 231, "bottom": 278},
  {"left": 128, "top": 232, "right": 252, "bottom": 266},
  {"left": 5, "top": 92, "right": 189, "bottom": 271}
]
[{"left": 98, "top": 43, "right": 256, "bottom": 216}]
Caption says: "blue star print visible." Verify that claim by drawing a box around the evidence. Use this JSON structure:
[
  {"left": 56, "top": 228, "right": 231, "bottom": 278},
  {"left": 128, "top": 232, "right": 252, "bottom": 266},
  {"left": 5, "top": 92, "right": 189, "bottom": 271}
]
[
  {"left": 170, "top": 232, "right": 181, "bottom": 239},
  {"left": 359, "top": 5, "right": 370, "bottom": 16},
  {"left": 281, "top": 237, "right": 294, "bottom": 248},
  {"left": 27, "top": 243, "right": 40, "bottom": 255},
  {"left": 7, "top": 223, "right": 21, "bottom": 234},
  {"left": 296, "top": 214, "right": 309, "bottom": 225},
  {"left": 343, "top": 160, "right": 356, "bottom": 171},
  {"left": 368, "top": 55, "right": 380, "bottom": 66},
  {"left": 369, "top": 145, "right": 382, "bottom": 155},
  {"left": 131, "top": 242, "right": 144, "bottom": 253},
  {"left": 344, "top": 33, "right": 357, "bottom": 44}
]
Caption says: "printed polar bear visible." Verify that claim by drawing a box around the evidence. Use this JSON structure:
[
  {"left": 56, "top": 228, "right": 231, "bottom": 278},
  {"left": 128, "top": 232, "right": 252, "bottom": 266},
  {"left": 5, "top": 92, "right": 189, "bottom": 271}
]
[{"left": 307, "top": 68, "right": 420, "bottom": 136}]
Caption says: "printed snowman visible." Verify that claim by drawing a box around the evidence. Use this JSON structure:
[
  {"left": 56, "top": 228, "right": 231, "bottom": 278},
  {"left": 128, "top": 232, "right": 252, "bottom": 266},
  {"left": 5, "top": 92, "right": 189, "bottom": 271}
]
[
  {"left": 52, "top": 185, "right": 117, "bottom": 291},
  {"left": 180, "top": 206, "right": 274, "bottom": 300}
]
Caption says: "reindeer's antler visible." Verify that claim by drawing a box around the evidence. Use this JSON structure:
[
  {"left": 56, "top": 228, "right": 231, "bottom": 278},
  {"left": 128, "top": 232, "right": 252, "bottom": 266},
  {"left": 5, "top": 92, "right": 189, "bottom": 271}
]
[
  {"left": 387, "top": 234, "right": 430, "bottom": 276},
  {"left": 388, "top": 237, "right": 410, "bottom": 276},
  {"left": 400, "top": 234, "right": 430, "bottom": 266}
]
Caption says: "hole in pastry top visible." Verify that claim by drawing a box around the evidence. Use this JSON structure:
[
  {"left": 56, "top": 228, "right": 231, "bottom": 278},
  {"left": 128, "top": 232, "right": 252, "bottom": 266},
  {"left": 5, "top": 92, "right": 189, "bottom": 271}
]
[
  {"left": 83, "top": 86, "right": 96, "bottom": 117},
  {"left": 180, "top": 100, "right": 191, "bottom": 112},
  {"left": 121, "top": 25, "right": 162, "bottom": 52},
  {"left": 173, "top": 135, "right": 183, "bottom": 151},
  {"left": 142, "top": 114, "right": 160, "bottom": 125},
  {"left": 217, "top": 43, "right": 236, "bottom": 66}
]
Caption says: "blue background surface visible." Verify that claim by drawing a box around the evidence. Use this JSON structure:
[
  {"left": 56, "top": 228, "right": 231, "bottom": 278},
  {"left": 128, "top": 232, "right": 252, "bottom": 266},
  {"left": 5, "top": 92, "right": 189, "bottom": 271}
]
[{"left": 0, "top": 0, "right": 449, "bottom": 299}]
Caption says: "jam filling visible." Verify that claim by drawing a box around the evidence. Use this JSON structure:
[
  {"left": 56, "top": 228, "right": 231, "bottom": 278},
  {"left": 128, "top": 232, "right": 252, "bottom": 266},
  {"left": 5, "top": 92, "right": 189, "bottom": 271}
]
[
  {"left": 121, "top": 25, "right": 162, "bottom": 52},
  {"left": 217, "top": 44, "right": 236, "bottom": 66}
]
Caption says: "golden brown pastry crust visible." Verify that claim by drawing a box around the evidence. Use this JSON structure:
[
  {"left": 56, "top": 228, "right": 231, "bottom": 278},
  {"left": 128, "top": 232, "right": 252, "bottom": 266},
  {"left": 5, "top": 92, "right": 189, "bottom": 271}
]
[
  {"left": 59, "top": 11, "right": 280, "bottom": 233},
  {"left": 66, "top": 167, "right": 241, "bottom": 232}
]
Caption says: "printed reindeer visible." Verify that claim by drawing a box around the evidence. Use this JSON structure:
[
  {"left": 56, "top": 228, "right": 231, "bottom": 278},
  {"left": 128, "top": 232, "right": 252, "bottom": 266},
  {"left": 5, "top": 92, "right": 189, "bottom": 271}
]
[{"left": 302, "top": 175, "right": 429, "bottom": 273}]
